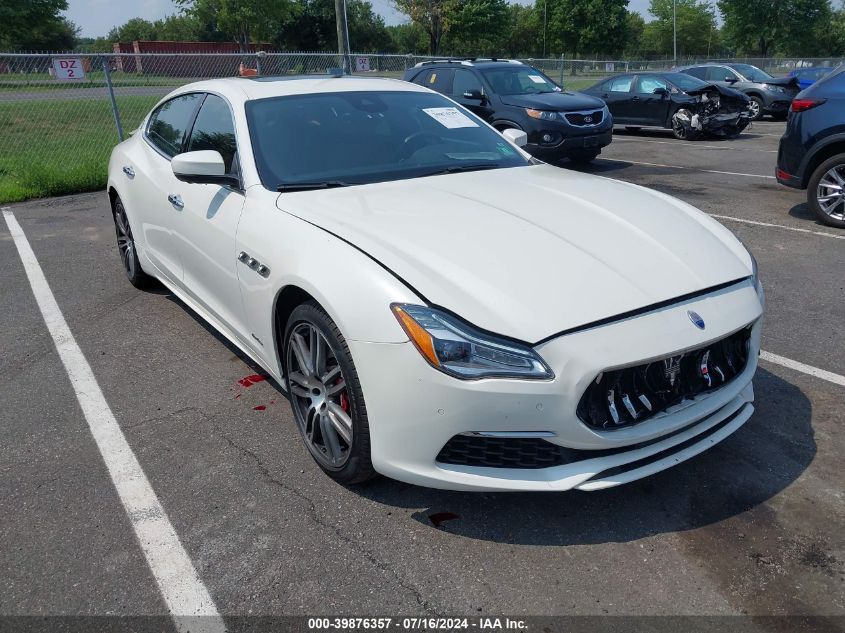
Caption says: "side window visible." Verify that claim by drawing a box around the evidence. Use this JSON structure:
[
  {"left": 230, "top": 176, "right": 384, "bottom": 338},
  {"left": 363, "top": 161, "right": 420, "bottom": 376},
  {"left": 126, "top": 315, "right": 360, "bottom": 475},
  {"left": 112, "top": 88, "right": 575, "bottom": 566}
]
[
  {"left": 685, "top": 67, "right": 707, "bottom": 80},
  {"left": 635, "top": 76, "right": 669, "bottom": 93},
  {"left": 187, "top": 94, "right": 238, "bottom": 174},
  {"left": 414, "top": 68, "right": 453, "bottom": 94},
  {"left": 706, "top": 66, "right": 733, "bottom": 81},
  {"left": 608, "top": 75, "right": 633, "bottom": 92},
  {"left": 146, "top": 93, "right": 203, "bottom": 158},
  {"left": 452, "top": 69, "right": 483, "bottom": 97}
]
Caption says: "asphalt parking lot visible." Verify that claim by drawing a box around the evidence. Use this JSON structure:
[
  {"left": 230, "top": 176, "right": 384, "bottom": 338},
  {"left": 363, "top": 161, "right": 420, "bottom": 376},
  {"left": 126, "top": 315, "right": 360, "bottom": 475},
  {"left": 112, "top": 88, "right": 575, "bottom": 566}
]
[{"left": 1, "top": 119, "right": 844, "bottom": 629}]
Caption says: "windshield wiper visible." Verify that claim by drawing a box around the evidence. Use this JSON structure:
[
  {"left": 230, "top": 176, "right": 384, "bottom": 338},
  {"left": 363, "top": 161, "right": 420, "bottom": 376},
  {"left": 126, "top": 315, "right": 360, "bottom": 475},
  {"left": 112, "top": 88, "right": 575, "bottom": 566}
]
[
  {"left": 277, "top": 180, "right": 350, "bottom": 192},
  {"left": 420, "top": 164, "right": 500, "bottom": 178}
]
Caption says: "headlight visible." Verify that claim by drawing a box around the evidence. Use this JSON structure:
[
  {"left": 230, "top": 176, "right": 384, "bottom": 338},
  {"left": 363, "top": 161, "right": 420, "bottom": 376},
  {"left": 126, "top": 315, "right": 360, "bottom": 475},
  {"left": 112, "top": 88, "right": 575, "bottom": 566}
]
[
  {"left": 391, "top": 304, "right": 553, "bottom": 380},
  {"left": 525, "top": 108, "right": 558, "bottom": 121},
  {"left": 764, "top": 84, "right": 786, "bottom": 93}
]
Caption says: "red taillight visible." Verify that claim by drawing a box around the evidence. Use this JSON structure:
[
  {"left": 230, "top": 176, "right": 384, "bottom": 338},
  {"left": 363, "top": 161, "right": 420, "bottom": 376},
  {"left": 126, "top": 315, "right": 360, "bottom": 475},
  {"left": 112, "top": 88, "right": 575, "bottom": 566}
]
[
  {"left": 777, "top": 168, "right": 793, "bottom": 181},
  {"left": 791, "top": 98, "right": 826, "bottom": 112}
]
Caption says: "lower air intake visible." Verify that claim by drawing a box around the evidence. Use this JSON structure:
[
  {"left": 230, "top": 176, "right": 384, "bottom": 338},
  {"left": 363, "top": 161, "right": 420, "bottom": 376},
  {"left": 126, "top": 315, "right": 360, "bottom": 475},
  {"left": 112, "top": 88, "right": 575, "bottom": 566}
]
[{"left": 436, "top": 435, "right": 569, "bottom": 469}]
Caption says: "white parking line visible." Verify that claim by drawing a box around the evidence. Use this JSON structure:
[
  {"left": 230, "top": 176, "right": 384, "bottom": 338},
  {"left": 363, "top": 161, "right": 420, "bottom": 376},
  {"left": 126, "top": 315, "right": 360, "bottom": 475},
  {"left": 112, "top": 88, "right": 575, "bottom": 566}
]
[
  {"left": 2, "top": 209, "right": 226, "bottom": 633},
  {"left": 613, "top": 137, "right": 778, "bottom": 153},
  {"left": 760, "top": 351, "right": 845, "bottom": 387},
  {"left": 598, "top": 157, "right": 776, "bottom": 179},
  {"left": 708, "top": 214, "right": 845, "bottom": 240}
]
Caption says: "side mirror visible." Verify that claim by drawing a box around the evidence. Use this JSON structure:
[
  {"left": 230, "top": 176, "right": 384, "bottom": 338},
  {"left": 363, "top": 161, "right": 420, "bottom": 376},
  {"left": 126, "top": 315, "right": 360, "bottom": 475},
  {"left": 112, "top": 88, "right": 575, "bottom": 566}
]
[
  {"left": 171, "top": 150, "right": 237, "bottom": 186},
  {"left": 725, "top": 76, "right": 739, "bottom": 83},
  {"left": 653, "top": 87, "right": 668, "bottom": 95},
  {"left": 501, "top": 128, "right": 527, "bottom": 147},
  {"left": 463, "top": 88, "right": 485, "bottom": 101}
]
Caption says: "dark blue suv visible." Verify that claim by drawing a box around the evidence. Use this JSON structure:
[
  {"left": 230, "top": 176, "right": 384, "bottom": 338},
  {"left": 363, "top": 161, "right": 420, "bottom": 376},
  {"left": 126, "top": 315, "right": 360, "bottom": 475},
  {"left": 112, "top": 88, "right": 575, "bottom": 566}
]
[
  {"left": 777, "top": 64, "right": 845, "bottom": 228},
  {"left": 403, "top": 59, "right": 612, "bottom": 164}
]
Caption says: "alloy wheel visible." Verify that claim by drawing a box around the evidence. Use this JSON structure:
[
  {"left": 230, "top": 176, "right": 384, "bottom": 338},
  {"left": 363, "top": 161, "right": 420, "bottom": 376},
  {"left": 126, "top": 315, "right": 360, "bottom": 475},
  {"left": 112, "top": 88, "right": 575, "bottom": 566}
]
[
  {"left": 113, "top": 202, "right": 136, "bottom": 279},
  {"left": 286, "top": 322, "right": 353, "bottom": 469},
  {"left": 816, "top": 165, "right": 845, "bottom": 222},
  {"left": 748, "top": 99, "right": 761, "bottom": 119}
]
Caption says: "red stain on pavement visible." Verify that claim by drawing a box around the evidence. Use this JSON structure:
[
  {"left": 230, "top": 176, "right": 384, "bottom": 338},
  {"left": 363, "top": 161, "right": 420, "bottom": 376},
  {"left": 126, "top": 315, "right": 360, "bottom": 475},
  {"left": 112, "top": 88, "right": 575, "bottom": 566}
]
[
  {"left": 253, "top": 405, "right": 267, "bottom": 411},
  {"left": 429, "top": 511, "right": 460, "bottom": 528},
  {"left": 238, "top": 374, "right": 267, "bottom": 387}
]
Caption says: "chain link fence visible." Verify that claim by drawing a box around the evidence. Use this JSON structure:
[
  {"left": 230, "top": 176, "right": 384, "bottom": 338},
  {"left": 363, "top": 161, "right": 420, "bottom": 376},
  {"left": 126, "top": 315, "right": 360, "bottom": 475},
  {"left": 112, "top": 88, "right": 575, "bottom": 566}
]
[{"left": 1, "top": 51, "right": 842, "bottom": 203}]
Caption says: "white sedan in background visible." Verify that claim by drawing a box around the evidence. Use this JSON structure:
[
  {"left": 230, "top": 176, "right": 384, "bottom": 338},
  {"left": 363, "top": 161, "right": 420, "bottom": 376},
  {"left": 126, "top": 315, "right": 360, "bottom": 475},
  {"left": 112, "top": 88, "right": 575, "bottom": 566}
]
[{"left": 107, "top": 75, "right": 764, "bottom": 491}]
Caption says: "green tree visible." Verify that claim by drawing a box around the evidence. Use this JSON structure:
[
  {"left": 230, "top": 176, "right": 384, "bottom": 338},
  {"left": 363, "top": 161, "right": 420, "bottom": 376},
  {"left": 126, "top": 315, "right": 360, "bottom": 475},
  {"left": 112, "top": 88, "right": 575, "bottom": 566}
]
[
  {"left": 445, "top": 0, "right": 510, "bottom": 55},
  {"left": 278, "top": 0, "right": 392, "bottom": 51},
  {"left": 0, "top": 0, "right": 78, "bottom": 50},
  {"left": 623, "top": 11, "right": 646, "bottom": 57},
  {"left": 176, "top": 0, "right": 297, "bottom": 49},
  {"left": 107, "top": 18, "right": 158, "bottom": 42},
  {"left": 502, "top": 3, "right": 541, "bottom": 57},
  {"left": 392, "top": 0, "right": 456, "bottom": 55},
  {"left": 642, "top": 0, "right": 719, "bottom": 58},
  {"left": 386, "top": 22, "right": 429, "bottom": 53},
  {"left": 546, "top": 0, "right": 628, "bottom": 58},
  {"left": 719, "top": 0, "right": 833, "bottom": 57}
]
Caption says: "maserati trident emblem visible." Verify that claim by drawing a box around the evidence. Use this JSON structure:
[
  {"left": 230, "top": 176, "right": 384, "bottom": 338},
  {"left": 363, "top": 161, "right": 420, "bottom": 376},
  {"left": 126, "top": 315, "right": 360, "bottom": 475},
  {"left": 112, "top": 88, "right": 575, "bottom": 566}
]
[
  {"left": 663, "top": 355, "right": 683, "bottom": 387},
  {"left": 688, "top": 310, "right": 705, "bottom": 330}
]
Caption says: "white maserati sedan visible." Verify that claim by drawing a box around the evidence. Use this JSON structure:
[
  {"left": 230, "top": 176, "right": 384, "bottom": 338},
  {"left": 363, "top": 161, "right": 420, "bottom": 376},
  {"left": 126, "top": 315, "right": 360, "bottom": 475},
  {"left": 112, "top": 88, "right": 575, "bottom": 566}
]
[{"left": 107, "top": 75, "right": 764, "bottom": 491}]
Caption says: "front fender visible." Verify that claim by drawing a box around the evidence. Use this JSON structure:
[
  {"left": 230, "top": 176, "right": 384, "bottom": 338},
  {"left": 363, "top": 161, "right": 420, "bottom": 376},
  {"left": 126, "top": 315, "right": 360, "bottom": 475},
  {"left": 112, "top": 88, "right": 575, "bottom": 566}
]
[{"left": 236, "top": 191, "right": 421, "bottom": 376}]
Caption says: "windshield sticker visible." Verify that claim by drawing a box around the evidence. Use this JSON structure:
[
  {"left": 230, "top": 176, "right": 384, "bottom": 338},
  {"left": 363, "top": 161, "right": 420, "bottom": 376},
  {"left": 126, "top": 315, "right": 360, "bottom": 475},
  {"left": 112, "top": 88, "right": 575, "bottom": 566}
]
[
  {"left": 422, "top": 107, "right": 479, "bottom": 129},
  {"left": 528, "top": 75, "right": 546, "bottom": 84},
  {"left": 429, "top": 73, "right": 437, "bottom": 84},
  {"left": 496, "top": 142, "right": 516, "bottom": 156}
]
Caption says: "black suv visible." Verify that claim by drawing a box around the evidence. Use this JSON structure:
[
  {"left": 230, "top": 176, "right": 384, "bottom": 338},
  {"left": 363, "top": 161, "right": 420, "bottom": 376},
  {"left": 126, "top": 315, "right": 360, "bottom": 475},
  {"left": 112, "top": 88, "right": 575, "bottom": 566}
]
[
  {"left": 676, "top": 63, "right": 800, "bottom": 120},
  {"left": 403, "top": 59, "right": 612, "bottom": 164},
  {"left": 777, "top": 64, "right": 845, "bottom": 228}
]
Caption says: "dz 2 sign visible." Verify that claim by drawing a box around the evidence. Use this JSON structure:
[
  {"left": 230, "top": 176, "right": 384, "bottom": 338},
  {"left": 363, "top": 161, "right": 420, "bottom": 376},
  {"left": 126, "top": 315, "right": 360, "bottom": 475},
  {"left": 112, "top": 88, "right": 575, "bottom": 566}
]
[{"left": 52, "top": 58, "right": 86, "bottom": 81}]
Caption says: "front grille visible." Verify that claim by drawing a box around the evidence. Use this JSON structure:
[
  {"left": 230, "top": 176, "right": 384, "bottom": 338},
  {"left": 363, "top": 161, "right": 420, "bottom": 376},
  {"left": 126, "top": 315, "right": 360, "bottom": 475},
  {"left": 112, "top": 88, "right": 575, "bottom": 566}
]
[
  {"left": 436, "top": 435, "right": 569, "bottom": 469},
  {"left": 577, "top": 326, "right": 752, "bottom": 430},
  {"left": 564, "top": 110, "right": 604, "bottom": 126}
]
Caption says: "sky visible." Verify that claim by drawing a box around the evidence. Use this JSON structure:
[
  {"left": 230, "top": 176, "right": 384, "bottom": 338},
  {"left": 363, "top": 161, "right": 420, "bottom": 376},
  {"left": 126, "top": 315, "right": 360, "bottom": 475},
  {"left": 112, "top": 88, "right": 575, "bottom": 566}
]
[{"left": 65, "top": 0, "right": 654, "bottom": 39}]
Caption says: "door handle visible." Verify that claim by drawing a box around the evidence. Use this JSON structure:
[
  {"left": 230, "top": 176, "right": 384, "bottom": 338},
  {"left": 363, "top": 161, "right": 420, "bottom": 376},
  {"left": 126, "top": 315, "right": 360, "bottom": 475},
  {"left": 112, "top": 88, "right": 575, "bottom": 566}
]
[
  {"left": 632, "top": 96, "right": 640, "bottom": 101},
  {"left": 122, "top": 165, "right": 135, "bottom": 177},
  {"left": 167, "top": 194, "right": 184, "bottom": 209}
]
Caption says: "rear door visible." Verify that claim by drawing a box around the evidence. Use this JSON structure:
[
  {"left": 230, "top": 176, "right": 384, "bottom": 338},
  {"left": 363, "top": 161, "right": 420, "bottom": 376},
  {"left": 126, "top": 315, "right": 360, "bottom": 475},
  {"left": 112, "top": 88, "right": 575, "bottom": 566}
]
[
  {"left": 136, "top": 92, "right": 204, "bottom": 283},
  {"left": 172, "top": 93, "right": 249, "bottom": 339},
  {"left": 598, "top": 75, "right": 636, "bottom": 122},
  {"left": 410, "top": 68, "right": 454, "bottom": 96}
]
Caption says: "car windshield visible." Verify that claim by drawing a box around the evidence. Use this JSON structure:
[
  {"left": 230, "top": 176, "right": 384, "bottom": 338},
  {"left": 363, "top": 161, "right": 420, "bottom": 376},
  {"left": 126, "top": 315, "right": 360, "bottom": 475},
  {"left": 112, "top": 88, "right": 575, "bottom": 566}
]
[
  {"left": 663, "top": 73, "right": 708, "bottom": 92},
  {"left": 245, "top": 90, "right": 530, "bottom": 190},
  {"left": 730, "top": 64, "right": 773, "bottom": 82},
  {"left": 480, "top": 67, "right": 560, "bottom": 95}
]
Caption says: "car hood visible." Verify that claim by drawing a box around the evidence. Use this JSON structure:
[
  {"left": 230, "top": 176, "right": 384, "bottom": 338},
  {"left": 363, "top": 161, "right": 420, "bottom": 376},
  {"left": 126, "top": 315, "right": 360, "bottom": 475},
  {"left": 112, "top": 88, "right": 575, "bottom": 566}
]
[
  {"left": 499, "top": 91, "right": 605, "bottom": 112},
  {"left": 756, "top": 76, "right": 800, "bottom": 89},
  {"left": 276, "top": 165, "right": 751, "bottom": 343}
]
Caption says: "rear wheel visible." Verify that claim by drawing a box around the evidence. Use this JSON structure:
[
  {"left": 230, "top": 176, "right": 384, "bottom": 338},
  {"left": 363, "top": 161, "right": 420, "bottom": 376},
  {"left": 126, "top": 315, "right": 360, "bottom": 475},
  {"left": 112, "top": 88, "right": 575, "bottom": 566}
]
[
  {"left": 807, "top": 153, "right": 845, "bottom": 228},
  {"left": 284, "top": 301, "right": 376, "bottom": 484},
  {"left": 112, "top": 196, "right": 154, "bottom": 288}
]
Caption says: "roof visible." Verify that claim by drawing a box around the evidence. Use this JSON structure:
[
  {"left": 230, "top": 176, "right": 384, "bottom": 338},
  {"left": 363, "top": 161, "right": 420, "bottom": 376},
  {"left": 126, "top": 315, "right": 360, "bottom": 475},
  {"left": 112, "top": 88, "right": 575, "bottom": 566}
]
[
  {"left": 170, "top": 75, "right": 428, "bottom": 102},
  {"left": 412, "top": 58, "right": 523, "bottom": 69}
]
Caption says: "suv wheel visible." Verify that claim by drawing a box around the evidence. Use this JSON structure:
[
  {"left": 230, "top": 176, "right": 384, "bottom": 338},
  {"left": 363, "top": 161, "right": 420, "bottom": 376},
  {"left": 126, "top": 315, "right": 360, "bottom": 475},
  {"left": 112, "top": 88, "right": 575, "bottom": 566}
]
[
  {"left": 747, "top": 96, "right": 764, "bottom": 121},
  {"left": 807, "top": 153, "right": 845, "bottom": 228}
]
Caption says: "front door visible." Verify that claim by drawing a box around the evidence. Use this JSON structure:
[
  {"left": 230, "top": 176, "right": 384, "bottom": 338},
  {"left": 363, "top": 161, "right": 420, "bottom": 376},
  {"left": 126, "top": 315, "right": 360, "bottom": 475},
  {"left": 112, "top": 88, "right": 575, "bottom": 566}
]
[
  {"left": 450, "top": 69, "right": 494, "bottom": 121},
  {"left": 171, "top": 94, "right": 250, "bottom": 342},
  {"left": 630, "top": 75, "right": 672, "bottom": 126}
]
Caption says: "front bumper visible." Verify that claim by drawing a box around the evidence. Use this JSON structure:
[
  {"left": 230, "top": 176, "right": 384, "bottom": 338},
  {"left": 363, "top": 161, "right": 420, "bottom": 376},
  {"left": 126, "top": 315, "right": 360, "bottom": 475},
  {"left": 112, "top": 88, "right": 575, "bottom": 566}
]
[
  {"left": 526, "top": 128, "right": 613, "bottom": 159},
  {"left": 763, "top": 98, "right": 793, "bottom": 114},
  {"left": 350, "top": 280, "right": 763, "bottom": 491}
]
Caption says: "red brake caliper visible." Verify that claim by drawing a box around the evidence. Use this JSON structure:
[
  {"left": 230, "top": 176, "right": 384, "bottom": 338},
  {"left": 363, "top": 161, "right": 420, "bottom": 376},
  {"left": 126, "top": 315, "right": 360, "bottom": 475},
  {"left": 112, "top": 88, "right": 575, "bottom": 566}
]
[{"left": 338, "top": 378, "right": 349, "bottom": 413}]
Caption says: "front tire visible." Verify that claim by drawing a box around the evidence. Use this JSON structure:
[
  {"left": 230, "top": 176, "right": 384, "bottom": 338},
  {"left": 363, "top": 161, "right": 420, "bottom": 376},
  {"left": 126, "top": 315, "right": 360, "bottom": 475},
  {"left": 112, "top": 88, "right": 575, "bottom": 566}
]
[
  {"left": 748, "top": 95, "right": 765, "bottom": 121},
  {"left": 807, "top": 153, "right": 845, "bottom": 228},
  {"left": 671, "top": 109, "right": 700, "bottom": 141},
  {"left": 112, "top": 196, "right": 154, "bottom": 289},
  {"left": 284, "top": 301, "right": 376, "bottom": 484}
]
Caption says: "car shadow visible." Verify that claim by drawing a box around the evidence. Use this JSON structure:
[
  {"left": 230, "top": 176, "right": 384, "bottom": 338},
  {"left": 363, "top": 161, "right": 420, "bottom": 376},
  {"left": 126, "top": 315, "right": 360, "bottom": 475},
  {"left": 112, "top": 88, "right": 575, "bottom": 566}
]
[
  {"left": 355, "top": 367, "right": 815, "bottom": 546},
  {"left": 787, "top": 201, "right": 822, "bottom": 225}
]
